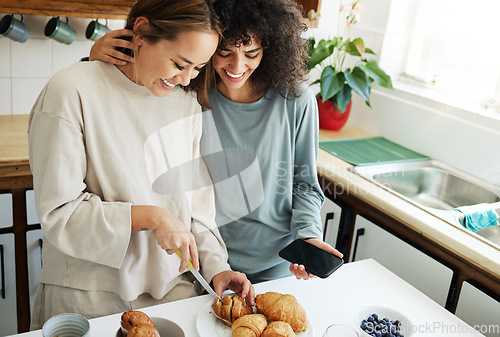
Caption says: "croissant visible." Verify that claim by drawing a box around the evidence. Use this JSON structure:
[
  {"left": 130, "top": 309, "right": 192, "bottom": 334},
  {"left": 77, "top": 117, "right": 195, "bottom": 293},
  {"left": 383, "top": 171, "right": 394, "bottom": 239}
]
[
  {"left": 262, "top": 321, "right": 297, "bottom": 337},
  {"left": 212, "top": 294, "right": 253, "bottom": 326},
  {"left": 232, "top": 314, "right": 268, "bottom": 337},
  {"left": 255, "top": 292, "right": 307, "bottom": 332}
]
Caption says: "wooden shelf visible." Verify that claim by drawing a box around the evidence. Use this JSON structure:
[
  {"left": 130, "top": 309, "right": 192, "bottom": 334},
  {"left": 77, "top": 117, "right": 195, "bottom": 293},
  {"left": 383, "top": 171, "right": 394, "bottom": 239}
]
[
  {"left": 0, "top": 0, "right": 135, "bottom": 19},
  {"left": 0, "top": 0, "right": 321, "bottom": 21}
]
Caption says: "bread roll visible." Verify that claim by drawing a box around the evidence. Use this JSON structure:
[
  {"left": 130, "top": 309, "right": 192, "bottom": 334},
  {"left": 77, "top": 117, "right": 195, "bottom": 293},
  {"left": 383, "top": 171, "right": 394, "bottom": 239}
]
[
  {"left": 212, "top": 294, "right": 253, "bottom": 326},
  {"left": 127, "top": 324, "right": 160, "bottom": 337},
  {"left": 256, "top": 292, "right": 307, "bottom": 332},
  {"left": 121, "top": 311, "right": 155, "bottom": 337},
  {"left": 262, "top": 321, "right": 297, "bottom": 336},
  {"left": 232, "top": 314, "right": 268, "bottom": 337}
]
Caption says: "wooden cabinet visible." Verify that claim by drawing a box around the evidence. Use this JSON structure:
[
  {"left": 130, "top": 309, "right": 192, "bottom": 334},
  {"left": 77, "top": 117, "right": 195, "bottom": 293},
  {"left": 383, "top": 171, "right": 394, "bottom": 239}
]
[
  {"left": 0, "top": 193, "right": 17, "bottom": 336},
  {"left": 0, "top": 171, "right": 39, "bottom": 334},
  {"left": 0, "top": 0, "right": 321, "bottom": 20},
  {"left": 0, "top": 233, "right": 18, "bottom": 336}
]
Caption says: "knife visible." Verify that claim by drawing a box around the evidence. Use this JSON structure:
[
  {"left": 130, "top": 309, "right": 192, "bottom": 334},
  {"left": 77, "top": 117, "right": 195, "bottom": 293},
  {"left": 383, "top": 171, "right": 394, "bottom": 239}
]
[{"left": 175, "top": 250, "right": 222, "bottom": 300}]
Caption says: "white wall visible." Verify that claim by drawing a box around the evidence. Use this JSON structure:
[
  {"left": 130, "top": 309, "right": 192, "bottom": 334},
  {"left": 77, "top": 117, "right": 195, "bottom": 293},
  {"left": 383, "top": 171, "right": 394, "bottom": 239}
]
[
  {"left": 2, "top": 4, "right": 500, "bottom": 186},
  {"left": 314, "top": 0, "right": 500, "bottom": 186},
  {"left": 0, "top": 14, "right": 124, "bottom": 116}
]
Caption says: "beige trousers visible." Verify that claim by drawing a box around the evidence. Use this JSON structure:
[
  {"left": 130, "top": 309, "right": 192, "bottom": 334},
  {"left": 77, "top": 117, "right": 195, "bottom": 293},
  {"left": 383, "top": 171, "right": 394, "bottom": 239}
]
[{"left": 30, "top": 275, "right": 198, "bottom": 331}]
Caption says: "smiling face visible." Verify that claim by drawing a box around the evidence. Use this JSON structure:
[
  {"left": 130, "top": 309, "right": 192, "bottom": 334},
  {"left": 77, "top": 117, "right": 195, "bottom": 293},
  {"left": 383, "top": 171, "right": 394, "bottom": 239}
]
[
  {"left": 121, "top": 18, "right": 219, "bottom": 97},
  {"left": 213, "top": 35, "right": 264, "bottom": 102}
]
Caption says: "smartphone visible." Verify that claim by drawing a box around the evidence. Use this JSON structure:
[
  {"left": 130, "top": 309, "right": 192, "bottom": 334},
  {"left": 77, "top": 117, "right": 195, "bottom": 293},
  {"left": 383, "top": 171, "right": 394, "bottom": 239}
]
[{"left": 279, "top": 239, "right": 344, "bottom": 278}]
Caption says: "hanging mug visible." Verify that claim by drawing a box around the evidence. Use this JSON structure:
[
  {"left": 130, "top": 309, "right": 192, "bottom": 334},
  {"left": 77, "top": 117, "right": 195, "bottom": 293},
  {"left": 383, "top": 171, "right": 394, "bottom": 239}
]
[
  {"left": 85, "top": 18, "right": 109, "bottom": 41},
  {"left": 0, "top": 14, "right": 30, "bottom": 43},
  {"left": 45, "top": 17, "right": 76, "bottom": 45}
]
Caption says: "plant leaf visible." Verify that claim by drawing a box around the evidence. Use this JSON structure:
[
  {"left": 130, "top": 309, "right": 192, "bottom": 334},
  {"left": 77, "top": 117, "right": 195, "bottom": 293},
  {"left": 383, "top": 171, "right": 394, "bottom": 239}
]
[
  {"left": 307, "top": 37, "right": 316, "bottom": 57},
  {"left": 365, "top": 47, "right": 376, "bottom": 55},
  {"left": 334, "top": 85, "right": 352, "bottom": 113},
  {"left": 360, "top": 60, "right": 393, "bottom": 89},
  {"left": 346, "top": 38, "right": 365, "bottom": 56},
  {"left": 352, "top": 37, "right": 365, "bottom": 55},
  {"left": 320, "top": 66, "right": 345, "bottom": 101},
  {"left": 308, "top": 39, "right": 335, "bottom": 70},
  {"left": 344, "top": 67, "right": 371, "bottom": 103}
]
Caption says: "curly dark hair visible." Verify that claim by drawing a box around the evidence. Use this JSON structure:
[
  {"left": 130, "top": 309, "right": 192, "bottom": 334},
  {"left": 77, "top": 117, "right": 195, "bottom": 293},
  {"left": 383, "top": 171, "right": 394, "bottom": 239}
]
[{"left": 213, "top": 0, "right": 310, "bottom": 98}]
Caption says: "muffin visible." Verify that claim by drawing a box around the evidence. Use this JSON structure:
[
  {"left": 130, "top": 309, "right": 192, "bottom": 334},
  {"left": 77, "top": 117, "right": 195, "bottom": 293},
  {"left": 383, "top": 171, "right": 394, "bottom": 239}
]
[
  {"left": 127, "top": 324, "right": 160, "bottom": 337},
  {"left": 121, "top": 311, "right": 155, "bottom": 337}
]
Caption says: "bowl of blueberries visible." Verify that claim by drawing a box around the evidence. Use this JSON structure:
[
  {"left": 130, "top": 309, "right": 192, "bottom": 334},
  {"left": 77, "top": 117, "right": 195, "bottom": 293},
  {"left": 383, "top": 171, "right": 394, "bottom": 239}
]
[{"left": 356, "top": 306, "right": 413, "bottom": 337}]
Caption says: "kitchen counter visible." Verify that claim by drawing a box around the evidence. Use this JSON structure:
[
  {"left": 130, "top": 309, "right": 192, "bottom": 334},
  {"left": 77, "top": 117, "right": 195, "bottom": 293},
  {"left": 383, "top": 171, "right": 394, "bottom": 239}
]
[
  {"left": 1, "top": 116, "right": 498, "bottom": 332},
  {"left": 2, "top": 117, "right": 499, "bottom": 280},
  {"left": 317, "top": 127, "right": 500, "bottom": 302},
  {"left": 9, "top": 259, "right": 485, "bottom": 337},
  {"left": 0, "top": 115, "right": 31, "bottom": 178}
]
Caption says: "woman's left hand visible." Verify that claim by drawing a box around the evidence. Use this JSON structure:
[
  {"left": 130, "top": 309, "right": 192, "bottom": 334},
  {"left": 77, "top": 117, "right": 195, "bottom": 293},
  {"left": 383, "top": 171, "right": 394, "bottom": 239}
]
[
  {"left": 289, "top": 238, "right": 343, "bottom": 280},
  {"left": 212, "top": 270, "right": 255, "bottom": 306}
]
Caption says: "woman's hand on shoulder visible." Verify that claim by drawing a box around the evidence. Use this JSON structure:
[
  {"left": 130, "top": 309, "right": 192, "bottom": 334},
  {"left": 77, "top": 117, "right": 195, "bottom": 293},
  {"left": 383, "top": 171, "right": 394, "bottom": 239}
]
[
  {"left": 289, "top": 238, "right": 343, "bottom": 280},
  {"left": 131, "top": 205, "right": 198, "bottom": 273},
  {"left": 212, "top": 270, "right": 255, "bottom": 306},
  {"left": 89, "top": 28, "right": 135, "bottom": 65}
]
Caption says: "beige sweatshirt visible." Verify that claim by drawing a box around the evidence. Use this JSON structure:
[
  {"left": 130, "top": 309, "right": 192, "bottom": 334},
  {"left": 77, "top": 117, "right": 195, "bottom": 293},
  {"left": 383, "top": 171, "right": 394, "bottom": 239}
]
[{"left": 28, "top": 61, "right": 230, "bottom": 301}]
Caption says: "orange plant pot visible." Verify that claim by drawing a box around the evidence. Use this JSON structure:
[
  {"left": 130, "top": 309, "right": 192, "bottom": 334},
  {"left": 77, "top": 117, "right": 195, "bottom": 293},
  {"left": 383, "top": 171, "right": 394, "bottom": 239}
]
[{"left": 317, "top": 98, "right": 352, "bottom": 131}]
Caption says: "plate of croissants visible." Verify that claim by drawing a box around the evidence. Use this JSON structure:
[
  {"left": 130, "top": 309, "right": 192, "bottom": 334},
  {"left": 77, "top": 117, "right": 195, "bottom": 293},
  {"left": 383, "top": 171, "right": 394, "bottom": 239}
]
[{"left": 196, "top": 292, "right": 313, "bottom": 337}]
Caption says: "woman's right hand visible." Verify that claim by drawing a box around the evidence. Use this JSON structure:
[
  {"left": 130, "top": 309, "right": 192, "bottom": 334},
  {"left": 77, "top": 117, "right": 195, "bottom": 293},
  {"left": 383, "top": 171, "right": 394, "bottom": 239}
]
[
  {"left": 131, "top": 205, "right": 199, "bottom": 273},
  {"left": 89, "top": 28, "right": 135, "bottom": 65}
]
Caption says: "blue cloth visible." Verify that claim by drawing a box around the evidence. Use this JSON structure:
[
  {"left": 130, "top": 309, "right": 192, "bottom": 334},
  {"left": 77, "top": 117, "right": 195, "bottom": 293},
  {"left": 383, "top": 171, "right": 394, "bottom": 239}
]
[
  {"left": 201, "top": 83, "right": 324, "bottom": 283},
  {"left": 455, "top": 203, "right": 499, "bottom": 232}
]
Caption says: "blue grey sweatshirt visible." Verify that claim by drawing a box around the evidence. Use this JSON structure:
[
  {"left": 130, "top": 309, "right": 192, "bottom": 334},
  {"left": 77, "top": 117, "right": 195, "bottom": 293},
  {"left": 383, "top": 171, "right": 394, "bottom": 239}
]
[{"left": 201, "top": 83, "right": 324, "bottom": 283}]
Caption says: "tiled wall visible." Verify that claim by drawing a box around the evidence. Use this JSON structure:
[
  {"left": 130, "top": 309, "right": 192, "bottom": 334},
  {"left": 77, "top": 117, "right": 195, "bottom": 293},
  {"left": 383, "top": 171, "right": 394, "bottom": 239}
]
[{"left": 0, "top": 14, "right": 125, "bottom": 116}]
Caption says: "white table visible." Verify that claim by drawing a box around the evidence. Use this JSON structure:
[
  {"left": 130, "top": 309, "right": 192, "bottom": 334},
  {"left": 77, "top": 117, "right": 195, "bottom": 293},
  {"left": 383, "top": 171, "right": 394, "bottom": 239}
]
[{"left": 11, "top": 259, "right": 484, "bottom": 336}]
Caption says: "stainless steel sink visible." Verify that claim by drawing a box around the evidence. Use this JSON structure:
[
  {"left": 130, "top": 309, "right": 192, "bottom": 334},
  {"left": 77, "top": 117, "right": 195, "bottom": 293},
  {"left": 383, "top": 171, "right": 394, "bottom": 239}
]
[{"left": 349, "top": 159, "right": 500, "bottom": 245}]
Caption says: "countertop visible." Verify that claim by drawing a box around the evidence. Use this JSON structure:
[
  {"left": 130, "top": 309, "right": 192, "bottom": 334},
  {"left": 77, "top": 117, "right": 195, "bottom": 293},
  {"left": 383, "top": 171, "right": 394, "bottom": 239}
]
[
  {"left": 0, "top": 115, "right": 31, "bottom": 178},
  {"left": 0, "top": 115, "right": 29, "bottom": 164},
  {"left": 1, "top": 115, "right": 499, "bottom": 285},
  {"left": 317, "top": 127, "right": 500, "bottom": 285},
  {"left": 10, "top": 259, "right": 484, "bottom": 337}
]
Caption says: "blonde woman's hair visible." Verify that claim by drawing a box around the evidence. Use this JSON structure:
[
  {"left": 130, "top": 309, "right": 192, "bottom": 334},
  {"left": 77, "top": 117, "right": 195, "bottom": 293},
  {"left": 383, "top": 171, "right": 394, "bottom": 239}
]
[{"left": 125, "top": 0, "right": 221, "bottom": 108}]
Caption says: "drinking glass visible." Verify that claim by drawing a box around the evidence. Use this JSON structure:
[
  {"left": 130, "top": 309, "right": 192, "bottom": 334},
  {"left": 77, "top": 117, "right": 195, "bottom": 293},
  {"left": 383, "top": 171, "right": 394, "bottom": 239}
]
[{"left": 323, "top": 324, "right": 359, "bottom": 337}]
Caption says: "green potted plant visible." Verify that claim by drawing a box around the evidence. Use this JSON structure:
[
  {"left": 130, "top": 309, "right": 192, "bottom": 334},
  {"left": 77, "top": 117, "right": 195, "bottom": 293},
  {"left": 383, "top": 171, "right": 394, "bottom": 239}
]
[{"left": 307, "top": 2, "right": 393, "bottom": 130}]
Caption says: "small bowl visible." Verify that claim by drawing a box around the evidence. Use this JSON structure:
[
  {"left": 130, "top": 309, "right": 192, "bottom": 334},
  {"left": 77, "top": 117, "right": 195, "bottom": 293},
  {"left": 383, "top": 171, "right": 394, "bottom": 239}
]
[
  {"left": 116, "top": 317, "right": 184, "bottom": 337},
  {"left": 42, "top": 313, "right": 90, "bottom": 337},
  {"left": 356, "top": 306, "right": 413, "bottom": 337}
]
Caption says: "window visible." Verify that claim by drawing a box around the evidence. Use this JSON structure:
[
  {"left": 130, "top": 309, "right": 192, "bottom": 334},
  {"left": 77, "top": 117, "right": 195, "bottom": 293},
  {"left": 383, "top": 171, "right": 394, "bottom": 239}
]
[{"left": 401, "top": 0, "right": 500, "bottom": 113}]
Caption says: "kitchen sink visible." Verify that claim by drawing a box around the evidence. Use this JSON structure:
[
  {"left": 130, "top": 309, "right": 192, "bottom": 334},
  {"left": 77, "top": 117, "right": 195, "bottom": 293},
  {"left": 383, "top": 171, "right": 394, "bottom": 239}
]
[{"left": 349, "top": 159, "right": 500, "bottom": 245}]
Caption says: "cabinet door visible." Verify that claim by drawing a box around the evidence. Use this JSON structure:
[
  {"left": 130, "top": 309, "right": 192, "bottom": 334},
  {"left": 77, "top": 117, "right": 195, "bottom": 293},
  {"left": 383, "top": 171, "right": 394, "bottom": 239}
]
[
  {"left": 320, "top": 198, "right": 342, "bottom": 248},
  {"left": 0, "top": 233, "right": 18, "bottom": 336},
  {"left": 26, "top": 229, "right": 43, "bottom": 313},
  {"left": 26, "top": 189, "right": 40, "bottom": 226},
  {"left": 0, "top": 193, "right": 13, "bottom": 229},
  {"left": 455, "top": 282, "right": 500, "bottom": 337},
  {"left": 350, "top": 215, "right": 453, "bottom": 307}
]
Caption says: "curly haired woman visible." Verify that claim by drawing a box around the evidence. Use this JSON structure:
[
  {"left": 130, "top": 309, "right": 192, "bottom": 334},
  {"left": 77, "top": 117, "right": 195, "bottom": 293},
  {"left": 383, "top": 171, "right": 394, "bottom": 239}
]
[{"left": 90, "top": 0, "right": 343, "bottom": 284}]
